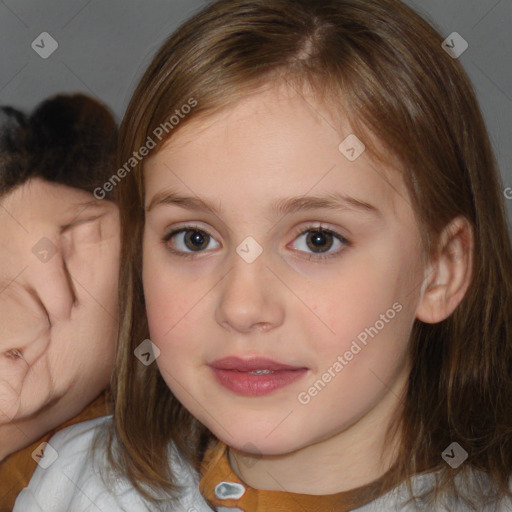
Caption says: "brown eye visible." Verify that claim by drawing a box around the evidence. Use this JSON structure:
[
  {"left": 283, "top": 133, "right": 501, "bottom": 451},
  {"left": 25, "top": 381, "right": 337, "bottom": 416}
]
[
  {"left": 291, "top": 226, "right": 349, "bottom": 260},
  {"left": 163, "top": 226, "right": 220, "bottom": 256},
  {"left": 183, "top": 230, "right": 210, "bottom": 251},
  {"left": 305, "top": 230, "right": 334, "bottom": 253}
]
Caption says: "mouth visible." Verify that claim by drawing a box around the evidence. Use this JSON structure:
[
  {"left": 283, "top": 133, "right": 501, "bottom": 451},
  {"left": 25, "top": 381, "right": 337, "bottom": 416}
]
[{"left": 209, "top": 356, "right": 308, "bottom": 396}]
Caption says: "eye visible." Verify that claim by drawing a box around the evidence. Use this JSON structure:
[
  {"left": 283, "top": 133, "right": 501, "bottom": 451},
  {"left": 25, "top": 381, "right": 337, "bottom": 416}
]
[
  {"left": 163, "top": 225, "right": 220, "bottom": 257},
  {"left": 289, "top": 225, "right": 349, "bottom": 260},
  {"left": 162, "top": 224, "right": 350, "bottom": 261}
]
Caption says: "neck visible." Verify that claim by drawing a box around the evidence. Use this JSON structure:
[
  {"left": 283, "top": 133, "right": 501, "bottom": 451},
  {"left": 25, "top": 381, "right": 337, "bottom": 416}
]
[{"left": 228, "top": 369, "right": 407, "bottom": 496}]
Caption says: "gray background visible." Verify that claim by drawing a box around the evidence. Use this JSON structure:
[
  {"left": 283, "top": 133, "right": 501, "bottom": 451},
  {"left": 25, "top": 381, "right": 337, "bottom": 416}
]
[{"left": 0, "top": 0, "right": 511, "bottom": 231}]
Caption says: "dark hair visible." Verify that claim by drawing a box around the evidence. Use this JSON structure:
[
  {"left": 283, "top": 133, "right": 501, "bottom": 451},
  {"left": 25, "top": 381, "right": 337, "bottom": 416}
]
[
  {"left": 110, "top": 0, "right": 512, "bottom": 508},
  {"left": 0, "top": 93, "right": 117, "bottom": 198},
  {"left": 0, "top": 106, "right": 28, "bottom": 195}
]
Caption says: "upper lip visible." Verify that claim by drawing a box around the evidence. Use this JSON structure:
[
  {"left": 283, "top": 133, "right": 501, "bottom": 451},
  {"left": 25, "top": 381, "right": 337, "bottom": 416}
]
[{"left": 209, "top": 356, "right": 306, "bottom": 371}]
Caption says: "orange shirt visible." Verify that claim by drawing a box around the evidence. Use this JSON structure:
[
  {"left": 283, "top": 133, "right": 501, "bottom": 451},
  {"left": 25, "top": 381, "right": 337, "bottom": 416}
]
[
  {"left": 200, "top": 440, "right": 398, "bottom": 512},
  {"left": 0, "top": 392, "right": 110, "bottom": 512}
]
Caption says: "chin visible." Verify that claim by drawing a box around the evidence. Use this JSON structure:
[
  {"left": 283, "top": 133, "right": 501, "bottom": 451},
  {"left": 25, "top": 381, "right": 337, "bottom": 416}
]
[
  {"left": 233, "top": 435, "right": 305, "bottom": 457},
  {"left": 205, "top": 416, "right": 307, "bottom": 456}
]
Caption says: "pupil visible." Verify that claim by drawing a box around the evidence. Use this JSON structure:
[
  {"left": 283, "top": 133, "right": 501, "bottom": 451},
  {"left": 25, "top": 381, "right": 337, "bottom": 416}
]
[
  {"left": 307, "top": 230, "right": 332, "bottom": 253},
  {"left": 185, "top": 230, "right": 208, "bottom": 251}
]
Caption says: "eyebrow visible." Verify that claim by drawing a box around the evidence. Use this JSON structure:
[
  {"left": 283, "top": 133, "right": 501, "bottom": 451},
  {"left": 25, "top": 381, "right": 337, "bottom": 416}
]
[{"left": 146, "top": 190, "right": 381, "bottom": 217}]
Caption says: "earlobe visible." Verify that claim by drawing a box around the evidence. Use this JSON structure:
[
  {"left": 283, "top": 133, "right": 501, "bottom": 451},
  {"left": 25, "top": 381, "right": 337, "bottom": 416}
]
[{"left": 415, "top": 216, "right": 473, "bottom": 324}]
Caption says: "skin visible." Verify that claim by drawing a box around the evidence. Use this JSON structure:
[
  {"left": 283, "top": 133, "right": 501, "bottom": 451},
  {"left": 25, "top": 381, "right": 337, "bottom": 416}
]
[
  {"left": 0, "top": 178, "right": 119, "bottom": 461},
  {"left": 143, "top": 84, "right": 472, "bottom": 494}
]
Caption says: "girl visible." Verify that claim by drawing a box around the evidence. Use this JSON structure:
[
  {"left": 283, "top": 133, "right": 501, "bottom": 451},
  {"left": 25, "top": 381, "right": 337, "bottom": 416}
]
[{"left": 14, "top": 0, "right": 512, "bottom": 510}]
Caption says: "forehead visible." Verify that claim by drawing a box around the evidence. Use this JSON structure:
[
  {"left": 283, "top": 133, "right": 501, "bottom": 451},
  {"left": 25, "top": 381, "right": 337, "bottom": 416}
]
[{"left": 144, "top": 85, "right": 409, "bottom": 218}]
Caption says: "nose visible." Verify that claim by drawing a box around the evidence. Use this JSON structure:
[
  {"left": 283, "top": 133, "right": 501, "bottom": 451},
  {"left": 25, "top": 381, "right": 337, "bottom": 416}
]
[{"left": 215, "top": 249, "right": 285, "bottom": 334}]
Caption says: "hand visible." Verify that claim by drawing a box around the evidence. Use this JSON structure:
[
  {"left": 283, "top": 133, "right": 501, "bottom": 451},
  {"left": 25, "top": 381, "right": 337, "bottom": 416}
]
[{"left": 0, "top": 179, "right": 120, "bottom": 455}]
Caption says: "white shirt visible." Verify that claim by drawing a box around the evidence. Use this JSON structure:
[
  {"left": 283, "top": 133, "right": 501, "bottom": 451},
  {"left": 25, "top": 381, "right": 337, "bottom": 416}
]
[
  {"left": 14, "top": 415, "right": 512, "bottom": 511},
  {"left": 13, "top": 415, "right": 212, "bottom": 511}
]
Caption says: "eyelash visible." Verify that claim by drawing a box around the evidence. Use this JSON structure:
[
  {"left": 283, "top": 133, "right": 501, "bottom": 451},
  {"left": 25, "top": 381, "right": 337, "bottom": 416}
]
[{"left": 162, "top": 224, "right": 351, "bottom": 261}]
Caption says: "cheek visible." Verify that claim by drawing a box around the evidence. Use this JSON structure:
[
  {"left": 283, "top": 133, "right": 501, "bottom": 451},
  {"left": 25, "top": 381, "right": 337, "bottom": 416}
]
[
  {"left": 144, "top": 274, "right": 193, "bottom": 341},
  {"left": 142, "top": 248, "right": 205, "bottom": 356},
  {"left": 300, "top": 248, "right": 420, "bottom": 372},
  {"left": 306, "top": 262, "right": 401, "bottom": 339}
]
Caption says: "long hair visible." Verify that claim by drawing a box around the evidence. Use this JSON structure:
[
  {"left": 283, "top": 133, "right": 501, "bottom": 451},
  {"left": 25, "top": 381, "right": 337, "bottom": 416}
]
[{"left": 109, "top": 0, "right": 512, "bottom": 507}]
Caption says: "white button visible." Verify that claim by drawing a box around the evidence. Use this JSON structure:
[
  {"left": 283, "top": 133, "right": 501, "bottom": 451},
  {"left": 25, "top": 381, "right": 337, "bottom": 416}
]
[{"left": 214, "top": 481, "right": 246, "bottom": 500}]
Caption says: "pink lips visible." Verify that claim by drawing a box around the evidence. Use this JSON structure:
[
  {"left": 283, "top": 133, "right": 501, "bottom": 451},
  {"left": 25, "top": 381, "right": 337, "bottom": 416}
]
[{"left": 209, "top": 357, "right": 308, "bottom": 396}]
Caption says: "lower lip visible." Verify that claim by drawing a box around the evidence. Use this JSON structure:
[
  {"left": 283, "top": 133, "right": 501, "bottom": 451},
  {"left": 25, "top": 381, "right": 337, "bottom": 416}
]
[{"left": 211, "top": 368, "right": 307, "bottom": 396}]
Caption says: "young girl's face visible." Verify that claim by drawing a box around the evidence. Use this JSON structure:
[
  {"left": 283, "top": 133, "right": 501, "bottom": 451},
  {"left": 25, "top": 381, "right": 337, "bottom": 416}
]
[{"left": 143, "top": 84, "right": 428, "bottom": 456}]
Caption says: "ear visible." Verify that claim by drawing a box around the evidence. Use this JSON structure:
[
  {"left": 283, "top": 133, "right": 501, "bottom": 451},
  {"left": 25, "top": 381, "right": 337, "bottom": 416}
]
[{"left": 415, "top": 216, "right": 473, "bottom": 324}]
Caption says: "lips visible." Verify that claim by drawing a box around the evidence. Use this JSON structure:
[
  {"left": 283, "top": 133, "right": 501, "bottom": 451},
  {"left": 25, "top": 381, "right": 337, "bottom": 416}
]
[
  {"left": 210, "top": 357, "right": 304, "bottom": 372},
  {"left": 209, "top": 356, "right": 308, "bottom": 396}
]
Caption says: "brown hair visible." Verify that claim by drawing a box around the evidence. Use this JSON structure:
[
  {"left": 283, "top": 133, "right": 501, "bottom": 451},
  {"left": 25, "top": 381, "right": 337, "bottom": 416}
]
[
  {"left": 109, "top": 0, "right": 512, "bottom": 507},
  {"left": 0, "top": 94, "right": 117, "bottom": 198}
]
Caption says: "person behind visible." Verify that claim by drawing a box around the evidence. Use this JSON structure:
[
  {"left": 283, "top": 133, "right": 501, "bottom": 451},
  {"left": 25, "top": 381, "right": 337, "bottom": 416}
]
[
  {"left": 15, "top": 0, "right": 512, "bottom": 511},
  {"left": 0, "top": 94, "right": 120, "bottom": 509}
]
